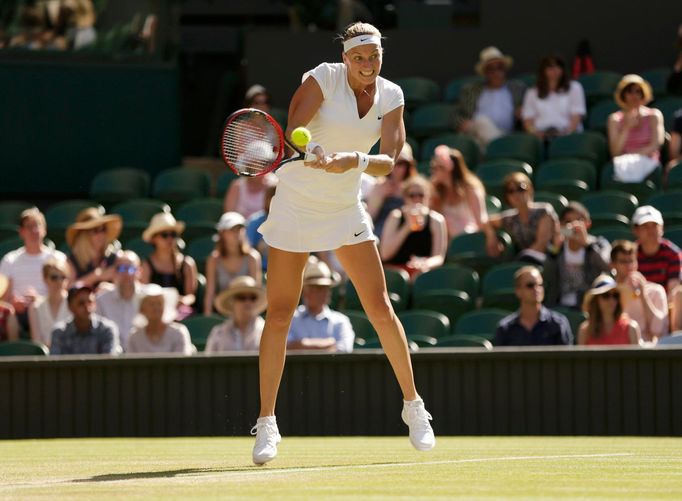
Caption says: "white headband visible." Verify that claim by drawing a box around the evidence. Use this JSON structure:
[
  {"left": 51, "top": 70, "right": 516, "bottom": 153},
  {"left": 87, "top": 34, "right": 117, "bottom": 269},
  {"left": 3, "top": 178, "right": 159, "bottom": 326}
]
[{"left": 343, "top": 35, "right": 382, "bottom": 53}]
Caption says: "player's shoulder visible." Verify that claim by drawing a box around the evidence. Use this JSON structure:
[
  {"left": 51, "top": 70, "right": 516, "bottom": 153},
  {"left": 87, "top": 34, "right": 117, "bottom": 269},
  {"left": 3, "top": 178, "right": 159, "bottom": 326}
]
[
  {"left": 305, "top": 62, "right": 344, "bottom": 80},
  {"left": 377, "top": 75, "right": 403, "bottom": 96}
]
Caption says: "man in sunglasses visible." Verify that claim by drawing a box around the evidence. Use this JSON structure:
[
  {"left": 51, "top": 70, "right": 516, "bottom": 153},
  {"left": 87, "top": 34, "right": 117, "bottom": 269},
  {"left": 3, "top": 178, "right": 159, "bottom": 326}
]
[
  {"left": 495, "top": 266, "right": 573, "bottom": 346},
  {"left": 96, "top": 251, "right": 145, "bottom": 350}
]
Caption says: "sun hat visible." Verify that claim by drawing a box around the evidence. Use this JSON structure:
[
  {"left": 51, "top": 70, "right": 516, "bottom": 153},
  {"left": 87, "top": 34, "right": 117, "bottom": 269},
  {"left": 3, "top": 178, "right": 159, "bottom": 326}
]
[
  {"left": 214, "top": 275, "right": 267, "bottom": 316},
  {"left": 631, "top": 205, "right": 663, "bottom": 226},
  {"left": 65, "top": 207, "right": 122, "bottom": 247},
  {"left": 216, "top": 212, "right": 246, "bottom": 232},
  {"left": 581, "top": 274, "right": 621, "bottom": 312},
  {"left": 302, "top": 259, "right": 342, "bottom": 287},
  {"left": 134, "top": 284, "right": 179, "bottom": 325},
  {"left": 475, "top": 46, "right": 513, "bottom": 76},
  {"left": 614, "top": 74, "right": 653, "bottom": 109},
  {"left": 142, "top": 212, "right": 186, "bottom": 243}
]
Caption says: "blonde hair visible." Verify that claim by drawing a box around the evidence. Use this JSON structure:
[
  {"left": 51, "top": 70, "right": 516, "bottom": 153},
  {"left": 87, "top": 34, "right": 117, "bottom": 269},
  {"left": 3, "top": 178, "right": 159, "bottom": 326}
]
[
  {"left": 340, "top": 22, "right": 382, "bottom": 41},
  {"left": 42, "top": 258, "right": 68, "bottom": 279},
  {"left": 70, "top": 231, "right": 116, "bottom": 271},
  {"left": 585, "top": 293, "right": 623, "bottom": 340},
  {"left": 402, "top": 175, "right": 432, "bottom": 199}
]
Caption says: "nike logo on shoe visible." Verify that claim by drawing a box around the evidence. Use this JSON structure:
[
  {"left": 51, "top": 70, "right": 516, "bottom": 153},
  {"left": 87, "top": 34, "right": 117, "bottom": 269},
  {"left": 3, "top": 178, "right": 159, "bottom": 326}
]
[{"left": 354, "top": 230, "right": 366, "bottom": 237}]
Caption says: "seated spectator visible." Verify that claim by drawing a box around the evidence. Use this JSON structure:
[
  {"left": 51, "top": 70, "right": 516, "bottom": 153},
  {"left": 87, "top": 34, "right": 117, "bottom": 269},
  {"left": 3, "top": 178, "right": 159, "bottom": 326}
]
[
  {"left": 287, "top": 258, "right": 355, "bottom": 353},
  {"left": 205, "top": 275, "right": 266, "bottom": 352},
  {"left": 577, "top": 274, "right": 641, "bottom": 345},
  {"left": 246, "top": 185, "right": 277, "bottom": 274},
  {"left": 28, "top": 259, "right": 70, "bottom": 348},
  {"left": 96, "top": 251, "right": 147, "bottom": 350},
  {"left": 366, "top": 143, "right": 417, "bottom": 238},
  {"left": 60, "top": 0, "right": 97, "bottom": 49},
  {"left": 204, "top": 212, "right": 262, "bottom": 315},
  {"left": 521, "top": 54, "right": 586, "bottom": 139},
  {"left": 140, "top": 212, "right": 198, "bottom": 318},
  {"left": 380, "top": 175, "right": 447, "bottom": 281},
  {"left": 244, "top": 84, "right": 271, "bottom": 112},
  {"left": 666, "top": 108, "right": 681, "bottom": 176},
  {"left": 544, "top": 202, "right": 611, "bottom": 309},
  {"left": 610, "top": 240, "right": 668, "bottom": 343},
  {"left": 495, "top": 265, "right": 573, "bottom": 346},
  {"left": 456, "top": 46, "right": 526, "bottom": 149},
  {"left": 429, "top": 145, "right": 488, "bottom": 239},
  {"left": 66, "top": 207, "right": 121, "bottom": 288},
  {"left": 631, "top": 205, "right": 682, "bottom": 297},
  {"left": 50, "top": 284, "right": 120, "bottom": 355},
  {"left": 486, "top": 173, "right": 558, "bottom": 265},
  {"left": 607, "top": 75, "right": 664, "bottom": 182},
  {"left": 0, "top": 273, "right": 19, "bottom": 343},
  {"left": 224, "top": 172, "right": 278, "bottom": 219},
  {"left": 127, "top": 285, "right": 193, "bottom": 355},
  {"left": 0, "top": 208, "right": 66, "bottom": 330}
]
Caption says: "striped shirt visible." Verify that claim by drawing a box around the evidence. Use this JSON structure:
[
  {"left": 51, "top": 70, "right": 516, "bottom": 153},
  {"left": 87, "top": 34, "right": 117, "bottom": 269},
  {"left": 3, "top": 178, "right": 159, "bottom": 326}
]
[
  {"left": 612, "top": 107, "right": 660, "bottom": 161},
  {"left": 637, "top": 238, "right": 682, "bottom": 290}
]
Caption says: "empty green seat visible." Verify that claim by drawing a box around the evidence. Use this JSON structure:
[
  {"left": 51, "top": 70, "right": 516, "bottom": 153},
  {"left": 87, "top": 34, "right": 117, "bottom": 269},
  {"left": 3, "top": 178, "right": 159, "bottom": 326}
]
[
  {"left": 534, "top": 191, "right": 569, "bottom": 216},
  {"left": 590, "top": 214, "right": 630, "bottom": 230},
  {"left": 581, "top": 190, "right": 638, "bottom": 219},
  {"left": 0, "top": 340, "right": 49, "bottom": 356},
  {"left": 447, "top": 230, "right": 514, "bottom": 275},
  {"left": 394, "top": 77, "right": 440, "bottom": 110},
  {"left": 547, "top": 132, "right": 608, "bottom": 168},
  {"left": 535, "top": 179, "right": 589, "bottom": 201},
  {"left": 652, "top": 97, "right": 682, "bottom": 130},
  {"left": 664, "top": 226, "right": 682, "bottom": 248},
  {"left": 476, "top": 159, "right": 533, "bottom": 200},
  {"left": 550, "top": 306, "right": 586, "bottom": 342},
  {"left": 186, "top": 235, "right": 216, "bottom": 275},
  {"left": 453, "top": 308, "right": 510, "bottom": 341},
  {"left": 89, "top": 167, "right": 150, "bottom": 206},
  {"left": 409, "top": 104, "right": 456, "bottom": 139},
  {"left": 0, "top": 201, "right": 34, "bottom": 225},
  {"left": 586, "top": 100, "right": 619, "bottom": 134},
  {"left": 436, "top": 334, "right": 493, "bottom": 349},
  {"left": 577, "top": 71, "right": 622, "bottom": 106},
  {"left": 647, "top": 191, "right": 682, "bottom": 225},
  {"left": 398, "top": 310, "right": 450, "bottom": 339},
  {"left": 667, "top": 162, "right": 682, "bottom": 190},
  {"left": 536, "top": 158, "right": 597, "bottom": 190},
  {"left": 412, "top": 264, "right": 479, "bottom": 305},
  {"left": 345, "top": 268, "right": 410, "bottom": 312},
  {"left": 411, "top": 290, "right": 472, "bottom": 327},
  {"left": 485, "top": 133, "right": 542, "bottom": 167},
  {"left": 45, "top": 200, "right": 103, "bottom": 245},
  {"left": 482, "top": 262, "right": 531, "bottom": 310},
  {"left": 593, "top": 225, "right": 634, "bottom": 243},
  {"left": 0, "top": 236, "right": 25, "bottom": 260},
  {"left": 600, "top": 162, "right": 660, "bottom": 201},
  {"left": 420, "top": 133, "right": 479, "bottom": 168},
  {"left": 641, "top": 67, "right": 671, "bottom": 98},
  {"left": 444, "top": 75, "right": 483, "bottom": 103},
  {"left": 176, "top": 198, "right": 224, "bottom": 224},
  {"left": 121, "top": 237, "right": 154, "bottom": 260},
  {"left": 216, "top": 170, "right": 239, "bottom": 199},
  {"left": 152, "top": 168, "right": 212, "bottom": 205},
  {"left": 112, "top": 199, "right": 171, "bottom": 242},
  {"left": 486, "top": 195, "right": 502, "bottom": 215},
  {"left": 269, "top": 107, "right": 288, "bottom": 130},
  {"left": 180, "top": 314, "right": 224, "bottom": 351},
  {"left": 344, "top": 310, "right": 377, "bottom": 343}
]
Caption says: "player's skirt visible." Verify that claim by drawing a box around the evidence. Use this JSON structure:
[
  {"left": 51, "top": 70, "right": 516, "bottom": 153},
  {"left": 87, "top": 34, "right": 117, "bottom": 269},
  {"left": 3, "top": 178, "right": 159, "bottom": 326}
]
[{"left": 258, "top": 188, "right": 375, "bottom": 252}]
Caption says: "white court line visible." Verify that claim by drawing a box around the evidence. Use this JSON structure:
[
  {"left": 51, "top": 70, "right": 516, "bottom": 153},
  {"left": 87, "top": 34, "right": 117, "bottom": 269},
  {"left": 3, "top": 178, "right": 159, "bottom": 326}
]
[{"left": 0, "top": 452, "right": 635, "bottom": 490}]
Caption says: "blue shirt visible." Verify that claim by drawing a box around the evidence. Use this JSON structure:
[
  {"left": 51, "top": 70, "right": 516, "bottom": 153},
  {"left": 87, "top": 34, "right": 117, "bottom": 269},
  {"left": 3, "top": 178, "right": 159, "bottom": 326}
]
[
  {"left": 474, "top": 85, "right": 515, "bottom": 133},
  {"left": 50, "top": 314, "right": 120, "bottom": 355},
  {"left": 495, "top": 306, "right": 573, "bottom": 346},
  {"left": 246, "top": 210, "right": 268, "bottom": 272},
  {"left": 287, "top": 305, "right": 355, "bottom": 353}
]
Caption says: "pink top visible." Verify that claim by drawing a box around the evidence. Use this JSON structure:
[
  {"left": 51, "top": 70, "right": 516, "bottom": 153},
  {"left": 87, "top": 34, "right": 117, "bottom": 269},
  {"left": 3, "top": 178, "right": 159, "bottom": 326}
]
[
  {"left": 612, "top": 107, "right": 659, "bottom": 161},
  {"left": 439, "top": 187, "right": 488, "bottom": 239},
  {"left": 586, "top": 316, "right": 633, "bottom": 345}
]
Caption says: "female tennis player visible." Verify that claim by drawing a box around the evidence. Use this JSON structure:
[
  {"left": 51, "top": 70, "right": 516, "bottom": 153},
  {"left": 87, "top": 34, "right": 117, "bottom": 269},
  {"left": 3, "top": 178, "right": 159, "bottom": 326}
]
[{"left": 251, "top": 22, "right": 435, "bottom": 464}]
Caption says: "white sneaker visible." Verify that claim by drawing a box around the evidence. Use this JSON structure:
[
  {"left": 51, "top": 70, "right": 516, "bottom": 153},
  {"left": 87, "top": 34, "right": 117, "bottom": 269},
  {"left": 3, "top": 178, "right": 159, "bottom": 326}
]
[
  {"left": 251, "top": 416, "right": 282, "bottom": 465},
  {"left": 401, "top": 399, "right": 436, "bottom": 451}
]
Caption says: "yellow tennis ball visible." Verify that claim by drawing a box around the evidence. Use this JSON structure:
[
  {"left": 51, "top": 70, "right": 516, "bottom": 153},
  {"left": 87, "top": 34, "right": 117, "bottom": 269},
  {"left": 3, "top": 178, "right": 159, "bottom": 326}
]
[{"left": 291, "top": 127, "right": 312, "bottom": 147}]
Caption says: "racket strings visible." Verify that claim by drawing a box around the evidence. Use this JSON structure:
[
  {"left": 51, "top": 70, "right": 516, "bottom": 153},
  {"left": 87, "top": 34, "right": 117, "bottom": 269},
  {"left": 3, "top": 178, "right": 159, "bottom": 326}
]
[{"left": 222, "top": 114, "right": 281, "bottom": 175}]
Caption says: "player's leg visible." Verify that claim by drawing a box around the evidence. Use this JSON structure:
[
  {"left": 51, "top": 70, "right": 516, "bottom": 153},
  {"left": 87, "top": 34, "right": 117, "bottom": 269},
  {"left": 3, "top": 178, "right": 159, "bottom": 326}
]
[{"left": 252, "top": 247, "right": 309, "bottom": 464}]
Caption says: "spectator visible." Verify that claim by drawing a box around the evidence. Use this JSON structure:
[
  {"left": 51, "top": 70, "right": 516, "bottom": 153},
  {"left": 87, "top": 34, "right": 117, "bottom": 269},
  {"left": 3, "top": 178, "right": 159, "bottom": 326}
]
[
  {"left": 366, "top": 143, "right": 417, "bottom": 238},
  {"left": 543, "top": 202, "right": 611, "bottom": 309},
  {"left": 287, "top": 258, "right": 355, "bottom": 353},
  {"left": 631, "top": 205, "right": 682, "bottom": 297},
  {"left": 224, "top": 170, "right": 278, "bottom": 219},
  {"left": 495, "top": 265, "right": 573, "bottom": 346},
  {"left": 65, "top": 207, "right": 121, "bottom": 288},
  {"left": 380, "top": 175, "right": 447, "bottom": 280},
  {"left": 456, "top": 46, "right": 526, "bottom": 149},
  {"left": 246, "top": 185, "right": 277, "bottom": 274},
  {"left": 96, "top": 251, "right": 146, "bottom": 350},
  {"left": 50, "top": 284, "right": 120, "bottom": 355},
  {"left": 429, "top": 145, "right": 488, "bottom": 239},
  {"left": 521, "top": 54, "right": 586, "bottom": 139},
  {"left": 1, "top": 208, "right": 67, "bottom": 331},
  {"left": 666, "top": 109, "right": 681, "bottom": 176},
  {"left": 607, "top": 75, "right": 664, "bottom": 183},
  {"left": 244, "top": 84, "right": 271, "bottom": 112},
  {"left": 205, "top": 275, "right": 267, "bottom": 352},
  {"left": 577, "top": 274, "right": 641, "bottom": 345},
  {"left": 140, "top": 212, "right": 198, "bottom": 318},
  {"left": 126, "top": 284, "right": 193, "bottom": 355},
  {"left": 204, "top": 212, "right": 262, "bottom": 315},
  {"left": 0, "top": 273, "right": 20, "bottom": 343},
  {"left": 610, "top": 240, "right": 668, "bottom": 343},
  {"left": 27, "top": 258, "right": 70, "bottom": 348},
  {"left": 485, "top": 172, "right": 558, "bottom": 265}
]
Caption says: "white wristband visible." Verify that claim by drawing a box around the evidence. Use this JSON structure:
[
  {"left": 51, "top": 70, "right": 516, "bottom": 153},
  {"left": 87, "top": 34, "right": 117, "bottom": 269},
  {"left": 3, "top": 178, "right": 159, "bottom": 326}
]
[{"left": 355, "top": 151, "right": 370, "bottom": 172}]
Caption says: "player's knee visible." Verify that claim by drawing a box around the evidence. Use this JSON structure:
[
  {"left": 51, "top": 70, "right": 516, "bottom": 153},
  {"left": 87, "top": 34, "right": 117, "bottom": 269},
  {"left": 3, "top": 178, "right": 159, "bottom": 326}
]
[
  {"left": 364, "top": 295, "right": 395, "bottom": 326},
  {"left": 265, "top": 302, "right": 297, "bottom": 328}
]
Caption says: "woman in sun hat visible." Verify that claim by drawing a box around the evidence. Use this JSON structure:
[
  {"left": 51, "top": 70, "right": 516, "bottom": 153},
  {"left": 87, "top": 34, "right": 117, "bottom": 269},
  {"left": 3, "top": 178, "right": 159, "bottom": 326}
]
[
  {"left": 577, "top": 273, "right": 640, "bottom": 345},
  {"left": 65, "top": 207, "right": 122, "bottom": 287},
  {"left": 203, "top": 212, "right": 262, "bottom": 315},
  {"left": 204, "top": 275, "right": 266, "bottom": 353},
  {"left": 140, "top": 212, "right": 198, "bottom": 317}
]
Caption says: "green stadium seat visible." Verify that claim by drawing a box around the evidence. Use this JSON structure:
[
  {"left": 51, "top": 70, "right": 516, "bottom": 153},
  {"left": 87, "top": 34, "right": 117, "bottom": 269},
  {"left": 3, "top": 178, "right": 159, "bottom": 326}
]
[
  {"left": 0, "top": 201, "right": 34, "bottom": 225},
  {"left": 447, "top": 230, "right": 514, "bottom": 275},
  {"left": 547, "top": 132, "right": 608, "bottom": 168},
  {"left": 112, "top": 199, "right": 171, "bottom": 242},
  {"left": 194, "top": 273, "right": 207, "bottom": 315},
  {"left": 486, "top": 195, "right": 502, "bottom": 215},
  {"left": 592, "top": 225, "right": 634, "bottom": 243},
  {"left": 664, "top": 225, "right": 682, "bottom": 248},
  {"left": 535, "top": 179, "right": 589, "bottom": 201},
  {"left": 216, "top": 170, "right": 239, "bottom": 199},
  {"left": 641, "top": 67, "right": 671, "bottom": 98},
  {"left": 0, "top": 237, "right": 23, "bottom": 260},
  {"left": 269, "top": 107, "right": 288, "bottom": 130},
  {"left": 536, "top": 158, "right": 597, "bottom": 190},
  {"left": 668, "top": 161, "right": 682, "bottom": 190},
  {"left": 345, "top": 268, "right": 410, "bottom": 312},
  {"left": 45, "top": 200, "right": 103, "bottom": 245},
  {"left": 358, "top": 337, "right": 420, "bottom": 352},
  {"left": 412, "top": 264, "right": 479, "bottom": 305},
  {"left": 186, "top": 235, "right": 216, "bottom": 275},
  {"left": 0, "top": 223, "right": 18, "bottom": 241},
  {"left": 121, "top": 237, "right": 154, "bottom": 260},
  {"left": 600, "top": 162, "right": 660, "bottom": 201},
  {"left": 586, "top": 100, "right": 619, "bottom": 134},
  {"left": 481, "top": 262, "right": 531, "bottom": 310},
  {"left": 404, "top": 334, "right": 438, "bottom": 348},
  {"left": 344, "top": 310, "right": 377, "bottom": 343},
  {"left": 516, "top": 72, "right": 536, "bottom": 87},
  {"left": 411, "top": 290, "right": 472, "bottom": 327},
  {"left": 533, "top": 191, "right": 569, "bottom": 216},
  {"left": 180, "top": 314, "right": 224, "bottom": 352},
  {"left": 409, "top": 103, "right": 456, "bottom": 139},
  {"left": 652, "top": 97, "right": 682, "bottom": 131},
  {"left": 152, "top": 168, "right": 212, "bottom": 205},
  {"left": 444, "top": 75, "right": 483, "bottom": 103},
  {"left": 176, "top": 198, "right": 224, "bottom": 224},
  {"left": 581, "top": 190, "right": 639, "bottom": 219},
  {"left": 435, "top": 334, "right": 493, "bottom": 349},
  {"left": 485, "top": 133, "right": 542, "bottom": 167},
  {"left": 398, "top": 310, "right": 450, "bottom": 339},
  {"left": 589, "top": 214, "right": 630, "bottom": 231},
  {"left": 420, "top": 133, "right": 480, "bottom": 168},
  {"left": 453, "top": 308, "right": 510, "bottom": 341},
  {"left": 647, "top": 191, "right": 682, "bottom": 226},
  {"left": 0, "top": 340, "right": 48, "bottom": 356},
  {"left": 394, "top": 77, "right": 440, "bottom": 110},
  {"left": 578, "top": 71, "right": 622, "bottom": 106},
  {"left": 550, "top": 306, "right": 587, "bottom": 342},
  {"left": 89, "top": 167, "right": 150, "bottom": 206},
  {"left": 475, "top": 159, "right": 533, "bottom": 200}
]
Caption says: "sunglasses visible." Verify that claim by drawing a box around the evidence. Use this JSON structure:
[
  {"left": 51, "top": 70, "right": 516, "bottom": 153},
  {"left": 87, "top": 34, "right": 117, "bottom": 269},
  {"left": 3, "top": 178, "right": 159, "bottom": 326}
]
[
  {"left": 506, "top": 185, "right": 529, "bottom": 195},
  {"left": 624, "top": 87, "right": 644, "bottom": 95},
  {"left": 48, "top": 274, "right": 67, "bottom": 282},
  {"left": 116, "top": 264, "right": 138, "bottom": 275},
  {"left": 486, "top": 64, "right": 506, "bottom": 72},
  {"left": 523, "top": 281, "right": 543, "bottom": 289},
  {"left": 407, "top": 192, "right": 425, "bottom": 199},
  {"left": 599, "top": 291, "right": 620, "bottom": 300},
  {"left": 89, "top": 226, "right": 107, "bottom": 234},
  {"left": 158, "top": 231, "right": 178, "bottom": 239},
  {"left": 234, "top": 294, "right": 258, "bottom": 302}
]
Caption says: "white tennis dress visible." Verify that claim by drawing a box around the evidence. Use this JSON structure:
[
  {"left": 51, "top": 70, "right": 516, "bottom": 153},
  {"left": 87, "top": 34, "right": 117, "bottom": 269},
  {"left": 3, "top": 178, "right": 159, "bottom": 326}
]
[{"left": 258, "top": 62, "right": 404, "bottom": 252}]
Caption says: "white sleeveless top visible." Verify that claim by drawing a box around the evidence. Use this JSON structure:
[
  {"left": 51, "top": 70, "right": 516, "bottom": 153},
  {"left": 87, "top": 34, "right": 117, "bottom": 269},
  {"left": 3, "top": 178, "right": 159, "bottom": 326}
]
[{"left": 32, "top": 295, "right": 71, "bottom": 347}]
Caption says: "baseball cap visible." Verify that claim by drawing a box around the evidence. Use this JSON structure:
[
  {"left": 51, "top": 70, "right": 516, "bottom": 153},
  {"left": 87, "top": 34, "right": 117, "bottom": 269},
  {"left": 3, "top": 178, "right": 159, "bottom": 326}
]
[
  {"left": 631, "top": 205, "right": 663, "bottom": 226},
  {"left": 216, "top": 211, "right": 246, "bottom": 232}
]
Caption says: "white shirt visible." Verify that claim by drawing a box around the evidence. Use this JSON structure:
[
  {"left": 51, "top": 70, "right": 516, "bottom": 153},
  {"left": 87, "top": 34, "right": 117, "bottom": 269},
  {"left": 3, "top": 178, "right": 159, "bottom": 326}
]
[
  {"left": 275, "top": 62, "right": 404, "bottom": 209},
  {"left": 127, "top": 323, "right": 193, "bottom": 355},
  {"left": 521, "top": 81, "right": 586, "bottom": 132},
  {"left": 0, "top": 246, "right": 67, "bottom": 297},
  {"left": 31, "top": 294, "right": 71, "bottom": 347},
  {"left": 96, "top": 283, "right": 148, "bottom": 350},
  {"left": 475, "top": 86, "right": 514, "bottom": 133},
  {"left": 560, "top": 244, "right": 586, "bottom": 307},
  {"left": 205, "top": 316, "right": 264, "bottom": 352}
]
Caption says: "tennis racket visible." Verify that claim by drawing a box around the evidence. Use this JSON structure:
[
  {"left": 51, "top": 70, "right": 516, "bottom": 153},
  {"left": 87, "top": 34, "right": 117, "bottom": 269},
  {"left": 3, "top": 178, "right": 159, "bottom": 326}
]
[{"left": 220, "top": 108, "right": 308, "bottom": 177}]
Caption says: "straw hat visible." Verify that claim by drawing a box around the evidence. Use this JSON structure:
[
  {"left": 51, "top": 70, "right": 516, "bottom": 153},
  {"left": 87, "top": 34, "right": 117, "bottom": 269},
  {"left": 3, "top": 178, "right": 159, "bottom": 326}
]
[
  {"left": 581, "top": 274, "right": 622, "bottom": 312},
  {"left": 614, "top": 74, "right": 653, "bottom": 109},
  {"left": 65, "top": 207, "right": 122, "bottom": 248},
  {"left": 142, "top": 212, "right": 186, "bottom": 243},
  {"left": 475, "top": 46, "right": 513, "bottom": 75},
  {"left": 134, "top": 284, "right": 179, "bottom": 326},
  {"left": 0, "top": 273, "right": 9, "bottom": 299},
  {"left": 214, "top": 275, "right": 267, "bottom": 316},
  {"left": 303, "top": 259, "right": 341, "bottom": 287}
]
